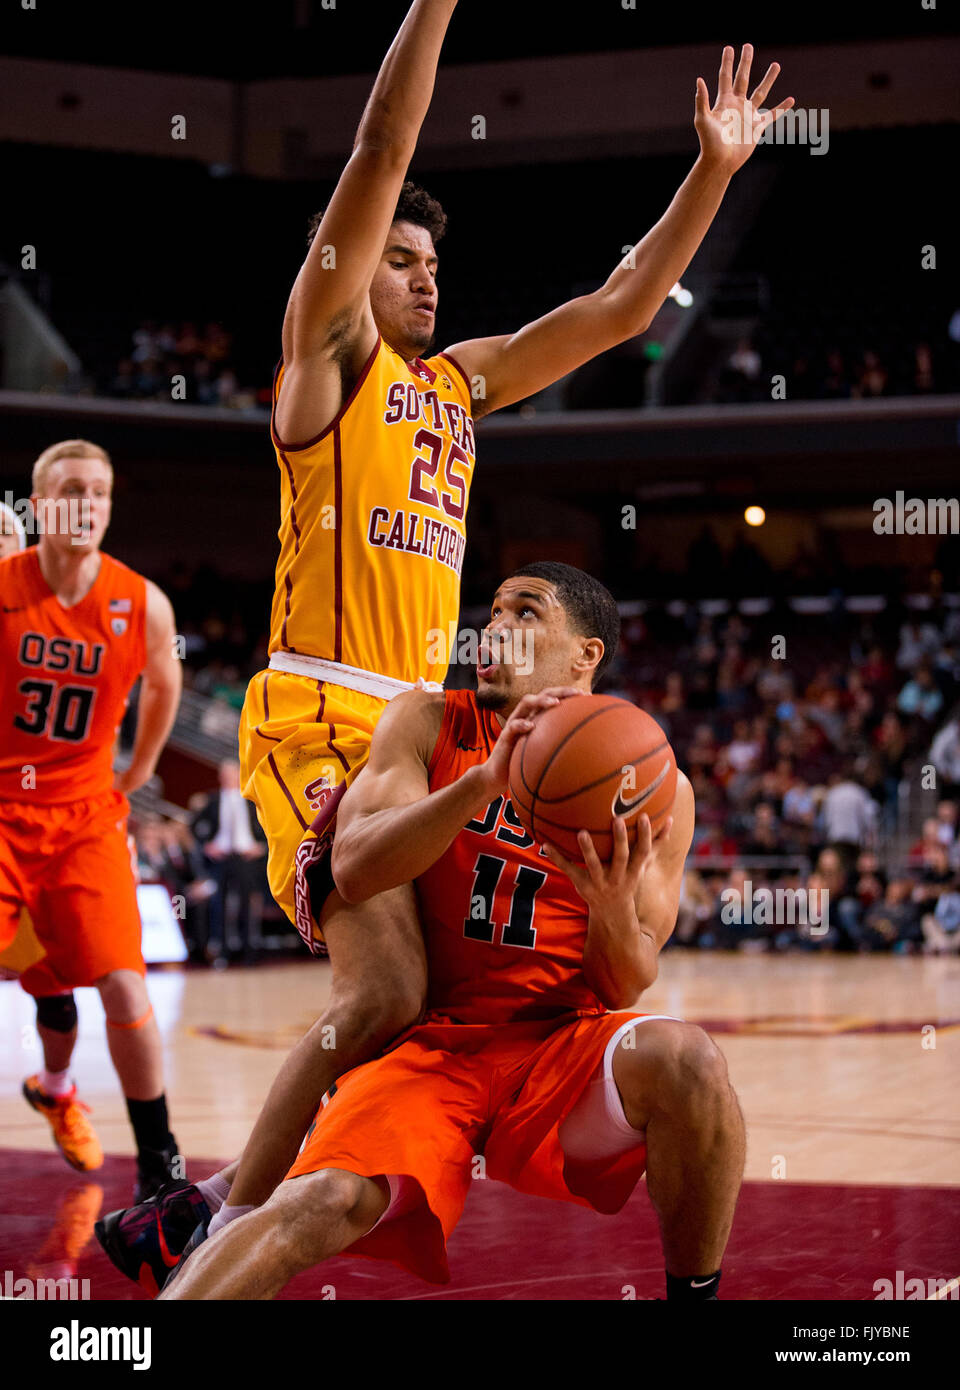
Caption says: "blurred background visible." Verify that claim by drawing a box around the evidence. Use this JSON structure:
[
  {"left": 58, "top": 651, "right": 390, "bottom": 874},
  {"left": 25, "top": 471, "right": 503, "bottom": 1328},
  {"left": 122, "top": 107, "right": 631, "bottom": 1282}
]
[{"left": 3, "top": 0, "right": 959, "bottom": 964}]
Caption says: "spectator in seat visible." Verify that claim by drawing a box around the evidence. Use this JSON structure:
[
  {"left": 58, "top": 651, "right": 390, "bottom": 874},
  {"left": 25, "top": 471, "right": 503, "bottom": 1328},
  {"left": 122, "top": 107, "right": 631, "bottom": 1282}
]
[
  {"left": 162, "top": 820, "right": 216, "bottom": 959},
  {"left": 693, "top": 822, "right": 739, "bottom": 862},
  {"left": 725, "top": 719, "right": 761, "bottom": 774},
  {"left": 673, "top": 868, "right": 715, "bottom": 947},
  {"left": 813, "top": 845, "right": 862, "bottom": 951},
  {"left": 191, "top": 759, "right": 268, "bottom": 965},
  {"left": 921, "top": 878, "right": 960, "bottom": 954},
  {"left": 896, "top": 621, "right": 940, "bottom": 672},
  {"left": 742, "top": 802, "right": 781, "bottom": 856},
  {"left": 861, "top": 644, "right": 894, "bottom": 692},
  {"left": 855, "top": 350, "right": 888, "bottom": 398},
  {"left": 782, "top": 772, "right": 817, "bottom": 847},
  {"left": 897, "top": 664, "right": 943, "bottom": 723},
  {"left": 135, "top": 818, "right": 169, "bottom": 884},
  {"left": 820, "top": 765, "right": 877, "bottom": 855},
  {"left": 936, "top": 799, "right": 958, "bottom": 848},
  {"left": 912, "top": 841, "right": 953, "bottom": 911},
  {"left": 821, "top": 349, "right": 851, "bottom": 400},
  {"left": 659, "top": 671, "right": 686, "bottom": 716},
  {"left": 929, "top": 717, "right": 960, "bottom": 801},
  {"left": 907, "top": 817, "right": 944, "bottom": 866},
  {"left": 874, "top": 712, "right": 908, "bottom": 820},
  {"left": 913, "top": 342, "right": 935, "bottom": 394},
  {"left": 861, "top": 878, "right": 922, "bottom": 952}
]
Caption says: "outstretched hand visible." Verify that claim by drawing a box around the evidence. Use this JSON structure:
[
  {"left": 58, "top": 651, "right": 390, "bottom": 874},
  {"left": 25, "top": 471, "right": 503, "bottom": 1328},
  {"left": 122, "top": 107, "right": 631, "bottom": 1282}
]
[
  {"left": 477, "top": 687, "right": 585, "bottom": 799},
  {"left": 695, "top": 44, "right": 795, "bottom": 174},
  {"left": 542, "top": 812, "right": 673, "bottom": 918}
]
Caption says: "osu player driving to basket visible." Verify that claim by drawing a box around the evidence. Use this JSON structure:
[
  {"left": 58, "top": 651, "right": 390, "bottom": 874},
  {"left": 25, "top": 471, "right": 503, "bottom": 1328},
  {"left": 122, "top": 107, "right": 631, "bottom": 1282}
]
[
  {"left": 0, "top": 439, "right": 183, "bottom": 1200},
  {"left": 96, "top": 0, "right": 790, "bottom": 1266},
  {"left": 157, "top": 563, "right": 745, "bottom": 1301}
]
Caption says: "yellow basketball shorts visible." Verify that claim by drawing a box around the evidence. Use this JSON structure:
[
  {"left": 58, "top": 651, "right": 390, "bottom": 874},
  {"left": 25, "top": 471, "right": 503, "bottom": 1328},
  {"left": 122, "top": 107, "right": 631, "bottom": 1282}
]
[{"left": 238, "top": 670, "right": 387, "bottom": 946}]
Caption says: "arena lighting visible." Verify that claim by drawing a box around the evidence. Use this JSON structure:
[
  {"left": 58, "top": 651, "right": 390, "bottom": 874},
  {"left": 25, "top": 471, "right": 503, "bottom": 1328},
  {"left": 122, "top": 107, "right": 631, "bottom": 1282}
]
[
  {"left": 744, "top": 505, "right": 766, "bottom": 526},
  {"left": 668, "top": 282, "right": 694, "bottom": 307}
]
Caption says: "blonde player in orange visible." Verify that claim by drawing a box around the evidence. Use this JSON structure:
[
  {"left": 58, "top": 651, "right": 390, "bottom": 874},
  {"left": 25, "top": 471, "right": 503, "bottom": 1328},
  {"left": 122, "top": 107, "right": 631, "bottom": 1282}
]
[
  {"left": 0, "top": 439, "right": 184, "bottom": 1201},
  {"left": 98, "top": 4, "right": 790, "bottom": 1262},
  {"left": 159, "top": 563, "right": 745, "bottom": 1301},
  {"left": 0, "top": 506, "right": 50, "bottom": 987}
]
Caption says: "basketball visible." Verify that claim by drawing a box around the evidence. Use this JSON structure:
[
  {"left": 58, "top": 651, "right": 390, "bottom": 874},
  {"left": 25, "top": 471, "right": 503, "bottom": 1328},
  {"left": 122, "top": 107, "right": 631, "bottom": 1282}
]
[{"left": 508, "top": 694, "right": 678, "bottom": 861}]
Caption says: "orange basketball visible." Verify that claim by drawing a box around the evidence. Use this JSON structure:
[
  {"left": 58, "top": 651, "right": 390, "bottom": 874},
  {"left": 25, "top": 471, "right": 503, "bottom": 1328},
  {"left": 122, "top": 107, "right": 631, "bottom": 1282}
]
[{"left": 508, "top": 694, "right": 677, "bottom": 862}]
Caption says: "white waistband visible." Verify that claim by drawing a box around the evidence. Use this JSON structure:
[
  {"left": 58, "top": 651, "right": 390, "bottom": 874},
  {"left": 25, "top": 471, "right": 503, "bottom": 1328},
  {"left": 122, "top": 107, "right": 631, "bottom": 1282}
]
[{"left": 268, "top": 651, "right": 443, "bottom": 701}]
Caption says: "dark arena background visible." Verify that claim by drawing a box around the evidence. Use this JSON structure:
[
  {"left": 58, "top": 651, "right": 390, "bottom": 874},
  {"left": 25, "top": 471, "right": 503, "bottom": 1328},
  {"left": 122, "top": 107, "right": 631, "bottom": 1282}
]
[{"left": 1, "top": 0, "right": 958, "bottom": 1356}]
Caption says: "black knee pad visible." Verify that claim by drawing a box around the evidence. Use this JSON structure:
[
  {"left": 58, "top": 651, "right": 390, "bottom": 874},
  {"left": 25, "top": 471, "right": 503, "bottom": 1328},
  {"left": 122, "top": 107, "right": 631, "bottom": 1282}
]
[{"left": 36, "top": 993, "right": 78, "bottom": 1034}]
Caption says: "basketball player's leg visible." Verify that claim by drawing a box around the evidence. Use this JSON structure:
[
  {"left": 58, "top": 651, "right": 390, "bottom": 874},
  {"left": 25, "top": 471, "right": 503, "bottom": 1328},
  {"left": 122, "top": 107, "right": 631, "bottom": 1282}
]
[
  {"left": 35, "top": 992, "right": 79, "bottom": 1075},
  {"left": 610, "top": 1018, "right": 745, "bottom": 1276},
  {"left": 149, "top": 682, "right": 419, "bottom": 1215},
  {"left": 224, "top": 881, "right": 426, "bottom": 1208},
  {"left": 164, "top": 1028, "right": 482, "bottom": 1300},
  {"left": 28, "top": 799, "right": 180, "bottom": 1190},
  {"left": 95, "top": 886, "right": 425, "bottom": 1287},
  {"left": 96, "top": 969, "right": 164, "bottom": 1098},
  {"left": 158, "top": 1168, "right": 390, "bottom": 1300}
]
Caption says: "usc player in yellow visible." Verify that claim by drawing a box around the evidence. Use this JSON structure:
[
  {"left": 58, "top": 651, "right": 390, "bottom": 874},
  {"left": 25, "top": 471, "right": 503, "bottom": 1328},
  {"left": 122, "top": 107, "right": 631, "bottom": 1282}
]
[{"left": 97, "top": 0, "right": 793, "bottom": 1278}]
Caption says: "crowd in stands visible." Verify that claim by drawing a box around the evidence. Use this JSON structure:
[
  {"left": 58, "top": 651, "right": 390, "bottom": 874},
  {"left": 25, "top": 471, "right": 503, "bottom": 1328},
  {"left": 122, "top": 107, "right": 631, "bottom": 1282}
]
[
  {"left": 97, "top": 302, "right": 960, "bottom": 415},
  {"left": 606, "top": 599, "right": 960, "bottom": 955},
  {"left": 713, "top": 336, "right": 955, "bottom": 405},
  {"left": 101, "top": 319, "right": 269, "bottom": 410}
]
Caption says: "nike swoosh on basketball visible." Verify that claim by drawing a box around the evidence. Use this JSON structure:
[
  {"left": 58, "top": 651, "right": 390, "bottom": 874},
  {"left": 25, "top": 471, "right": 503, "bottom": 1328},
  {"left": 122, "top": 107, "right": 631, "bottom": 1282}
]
[{"left": 611, "top": 761, "right": 670, "bottom": 818}]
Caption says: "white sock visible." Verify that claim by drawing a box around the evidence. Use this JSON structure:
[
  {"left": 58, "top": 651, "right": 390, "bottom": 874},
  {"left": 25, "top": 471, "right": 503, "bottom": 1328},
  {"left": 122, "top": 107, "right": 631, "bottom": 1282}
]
[
  {"left": 195, "top": 1172, "right": 232, "bottom": 1212},
  {"left": 207, "top": 1203, "right": 255, "bottom": 1238},
  {"left": 40, "top": 1068, "right": 72, "bottom": 1097}
]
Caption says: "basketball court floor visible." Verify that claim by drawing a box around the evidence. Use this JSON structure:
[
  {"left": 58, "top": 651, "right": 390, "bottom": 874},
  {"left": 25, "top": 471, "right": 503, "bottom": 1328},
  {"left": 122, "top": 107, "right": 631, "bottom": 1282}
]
[{"left": 1, "top": 951, "right": 957, "bottom": 1300}]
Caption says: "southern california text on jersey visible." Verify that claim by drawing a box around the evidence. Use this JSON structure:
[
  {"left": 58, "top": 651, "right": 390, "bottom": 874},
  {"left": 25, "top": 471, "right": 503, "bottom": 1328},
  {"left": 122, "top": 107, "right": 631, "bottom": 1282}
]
[
  {"left": 268, "top": 336, "right": 475, "bottom": 685},
  {"left": 0, "top": 549, "right": 147, "bottom": 803}
]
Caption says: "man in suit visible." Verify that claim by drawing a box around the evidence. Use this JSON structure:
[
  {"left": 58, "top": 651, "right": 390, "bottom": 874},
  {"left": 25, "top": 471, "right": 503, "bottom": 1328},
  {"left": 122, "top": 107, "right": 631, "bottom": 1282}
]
[{"left": 191, "top": 760, "right": 267, "bottom": 964}]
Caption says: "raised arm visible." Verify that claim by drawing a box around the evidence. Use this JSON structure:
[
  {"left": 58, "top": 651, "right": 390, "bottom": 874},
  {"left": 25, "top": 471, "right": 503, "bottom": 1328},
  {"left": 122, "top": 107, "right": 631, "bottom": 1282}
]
[
  {"left": 276, "top": 0, "right": 458, "bottom": 444},
  {"left": 445, "top": 45, "right": 794, "bottom": 418},
  {"left": 114, "top": 580, "right": 182, "bottom": 796}
]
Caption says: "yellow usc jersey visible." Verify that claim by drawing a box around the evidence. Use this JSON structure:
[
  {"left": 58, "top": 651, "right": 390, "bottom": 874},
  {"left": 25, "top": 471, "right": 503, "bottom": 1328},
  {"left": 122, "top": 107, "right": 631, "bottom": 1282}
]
[{"left": 268, "top": 335, "right": 476, "bottom": 685}]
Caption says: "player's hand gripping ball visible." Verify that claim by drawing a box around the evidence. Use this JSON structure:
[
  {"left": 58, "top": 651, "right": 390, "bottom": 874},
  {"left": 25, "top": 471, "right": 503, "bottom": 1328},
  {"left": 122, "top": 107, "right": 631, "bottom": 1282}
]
[{"left": 508, "top": 694, "right": 677, "bottom": 862}]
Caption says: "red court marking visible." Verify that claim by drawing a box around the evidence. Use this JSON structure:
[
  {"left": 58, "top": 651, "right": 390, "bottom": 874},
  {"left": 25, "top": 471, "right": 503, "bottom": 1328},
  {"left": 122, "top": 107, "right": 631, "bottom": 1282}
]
[{"left": 1, "top": 1150, "right": 957, "bottom": 1301}]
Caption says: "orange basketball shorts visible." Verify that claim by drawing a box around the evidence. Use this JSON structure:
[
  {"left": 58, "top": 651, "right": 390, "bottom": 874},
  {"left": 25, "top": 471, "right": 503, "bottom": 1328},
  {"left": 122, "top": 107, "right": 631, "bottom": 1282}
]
[
  {"left": 238, "top": 670, "right": 387, "bottom": 951},
  {"left": 0, "top": 789, "right": 143, "bottom": 997},
  {"left": 284, "top": 1010, "right": 653, "bottom": 1285}
]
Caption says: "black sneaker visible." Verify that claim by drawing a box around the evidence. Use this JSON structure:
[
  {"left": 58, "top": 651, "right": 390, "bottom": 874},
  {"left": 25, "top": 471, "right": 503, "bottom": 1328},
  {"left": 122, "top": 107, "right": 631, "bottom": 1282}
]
[
  {"left": 134, "top": 1140, "right": 182, "bottom": 1204},
  {"left": 159, "top": 1218, "right": 209, "bottom": 1295},
  {"left": 95, "top": 1180, "right": 212, "bottom": 1296}
]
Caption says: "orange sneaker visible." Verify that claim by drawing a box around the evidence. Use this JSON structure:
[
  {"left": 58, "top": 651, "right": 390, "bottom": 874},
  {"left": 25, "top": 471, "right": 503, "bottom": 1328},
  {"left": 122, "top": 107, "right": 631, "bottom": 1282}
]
[{"left": 22, "top": 1076, "right": 104, "bottom": 1172}]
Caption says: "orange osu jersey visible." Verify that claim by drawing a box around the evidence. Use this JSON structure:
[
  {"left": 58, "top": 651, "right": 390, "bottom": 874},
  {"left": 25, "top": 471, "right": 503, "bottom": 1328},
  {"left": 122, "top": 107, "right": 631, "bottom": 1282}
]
[
  {"left": 416, "top": 690, "right": 606, "bottom": 1025},
  {"left": 0, "top": 549, "right": 147, "bottom": 804},
  {"left": 269, "top": 336, "right": 475, "bottom": 684}
]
